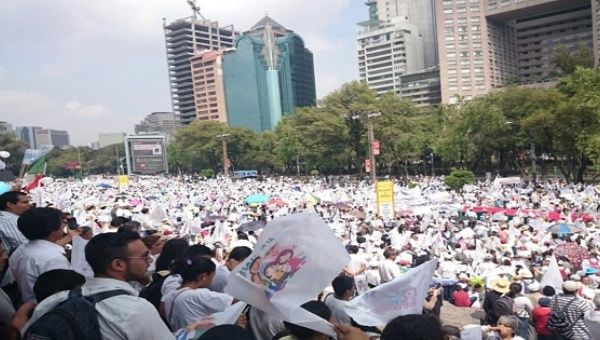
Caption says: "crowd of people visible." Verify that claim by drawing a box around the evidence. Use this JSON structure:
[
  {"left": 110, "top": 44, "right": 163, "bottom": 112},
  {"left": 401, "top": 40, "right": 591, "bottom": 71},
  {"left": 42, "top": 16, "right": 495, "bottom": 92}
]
[{"left": 0, "top": 174, "right": 600, "bottom": 339}]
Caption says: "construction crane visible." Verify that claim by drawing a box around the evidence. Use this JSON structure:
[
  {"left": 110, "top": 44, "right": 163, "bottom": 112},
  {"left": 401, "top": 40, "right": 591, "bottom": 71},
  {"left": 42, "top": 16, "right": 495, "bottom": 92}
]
[{"left": 186, "top": 0, "right": 204, "bottom": 20}]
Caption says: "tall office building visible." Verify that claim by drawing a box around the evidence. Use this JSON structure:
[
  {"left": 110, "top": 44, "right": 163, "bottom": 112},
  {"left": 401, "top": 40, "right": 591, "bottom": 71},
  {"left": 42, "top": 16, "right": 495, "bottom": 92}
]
[
  {"left": 35, "top": 129, "right": 70, "bottom": 147},
  {"left": 222, "top": 16, "right": 316, "bottom": 132},
  {"left": 373, "top": 0, "right": 438, "bottom": 67},
  {"left": 15, "top": 126, "right": 41, "bottom": 148},
  {"left": 190, "top": 49, "right": 229, "bottom": 122},
  {"left": 437, "top": 0, "right": 597, "bottom": 104},
  {"left": 357, "top": 16, "right": 425, "bottom": 96},
  {"left": 164, "top": 13, "right": 236, "bottom": 126}
]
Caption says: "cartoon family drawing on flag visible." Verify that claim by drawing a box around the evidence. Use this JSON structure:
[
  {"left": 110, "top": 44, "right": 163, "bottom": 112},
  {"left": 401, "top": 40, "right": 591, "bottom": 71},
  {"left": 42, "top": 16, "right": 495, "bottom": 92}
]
[{"left": 242, "top": 243, "right": 307, "bottom": 298}]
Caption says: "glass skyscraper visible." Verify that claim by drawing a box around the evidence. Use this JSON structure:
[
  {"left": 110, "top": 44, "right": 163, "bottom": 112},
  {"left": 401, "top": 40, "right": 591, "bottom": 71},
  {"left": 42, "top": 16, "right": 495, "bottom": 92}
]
[{"left": 222, "top": 16, "right": 316, "bottom": 132}]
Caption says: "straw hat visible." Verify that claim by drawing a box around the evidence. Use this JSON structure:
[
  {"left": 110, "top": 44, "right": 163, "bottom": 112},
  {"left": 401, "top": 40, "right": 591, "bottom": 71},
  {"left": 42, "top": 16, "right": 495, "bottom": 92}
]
[{"left": 490, "top": 278, "right": 511, "bottom": 293}]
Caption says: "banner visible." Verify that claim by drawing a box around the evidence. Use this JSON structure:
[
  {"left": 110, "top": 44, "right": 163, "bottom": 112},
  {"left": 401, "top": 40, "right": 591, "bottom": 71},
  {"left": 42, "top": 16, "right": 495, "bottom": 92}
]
[
  {"left": 117, "top": 175, "right": 129, "bottom": 191},
  {"left": 376, "top": 181, "right": 395, "bottom": 220},
  {"left": 224, "top": 213, "right": 350, "bottom": 337},
  {"left": 372, "top": 140, "right": 380, "bottom": 156},
  {"left": 345, "top": 259, "right": 437, "bottom": 326}
]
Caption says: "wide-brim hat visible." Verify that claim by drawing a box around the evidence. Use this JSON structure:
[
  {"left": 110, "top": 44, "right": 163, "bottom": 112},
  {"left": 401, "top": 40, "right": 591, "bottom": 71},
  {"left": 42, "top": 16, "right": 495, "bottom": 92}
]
[{"left": 490, "top": 278, "right": 510, "bottom": 293}]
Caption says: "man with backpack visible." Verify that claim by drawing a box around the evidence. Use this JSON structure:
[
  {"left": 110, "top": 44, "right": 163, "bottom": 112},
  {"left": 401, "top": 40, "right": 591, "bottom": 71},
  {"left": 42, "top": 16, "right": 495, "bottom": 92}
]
[
  {"left": 22, "top": 231, "right": 175, "bottom": 339},
  {"left": 547, "top": 280, "right": 593, "bottom": 339}
]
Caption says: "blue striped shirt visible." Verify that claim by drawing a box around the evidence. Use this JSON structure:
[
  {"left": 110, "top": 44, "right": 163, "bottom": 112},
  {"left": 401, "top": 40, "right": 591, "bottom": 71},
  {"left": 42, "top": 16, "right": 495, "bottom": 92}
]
[{"left": 0, "top": 211, "right": 27, "bottom": 254}]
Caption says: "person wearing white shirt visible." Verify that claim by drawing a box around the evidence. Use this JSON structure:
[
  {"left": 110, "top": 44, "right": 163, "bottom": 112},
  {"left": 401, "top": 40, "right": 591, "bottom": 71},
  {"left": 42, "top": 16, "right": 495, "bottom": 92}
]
[
  {"left": 9, "top": 207, "right": 71, "bottom": 303},
  {"left": 163, "top": 257, "right": 233, "bottom": 331},
  {"left": 379, "top": 248, "right": 401, "bottom": 283},
  {"left": 23, "top": 230, "right": 175, "bottom": 339},
  {"left": 323, "top": 275, "right": 354, "bottom": 324}
]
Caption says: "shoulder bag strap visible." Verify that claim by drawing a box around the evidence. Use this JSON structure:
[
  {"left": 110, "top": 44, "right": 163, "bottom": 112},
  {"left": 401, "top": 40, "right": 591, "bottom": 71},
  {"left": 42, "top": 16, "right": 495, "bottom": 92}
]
[
  {"left": 168, "top": 287, "right": 191, "bottom": 326},
  {"left": 86, "top": 289, "right": 131, "bottom": 304}
]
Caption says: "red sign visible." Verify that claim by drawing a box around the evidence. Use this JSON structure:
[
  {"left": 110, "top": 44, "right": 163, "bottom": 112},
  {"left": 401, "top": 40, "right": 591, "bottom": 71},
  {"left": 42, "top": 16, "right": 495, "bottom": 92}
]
[
  {"left": 372, "top": 140, "right": 380, "bottom": 156},
  {"left": 63, "top": 161, "right": 80, "bottom": 170},
  {"left": 364, "top": 159, "right": 371, "bottom": 173}
]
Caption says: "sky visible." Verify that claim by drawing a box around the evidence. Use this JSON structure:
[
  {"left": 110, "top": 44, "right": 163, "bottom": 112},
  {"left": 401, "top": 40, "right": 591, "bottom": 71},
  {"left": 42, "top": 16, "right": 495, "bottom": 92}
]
[{"left": 0, "top": 0, "right": 365, "bottom": 146}]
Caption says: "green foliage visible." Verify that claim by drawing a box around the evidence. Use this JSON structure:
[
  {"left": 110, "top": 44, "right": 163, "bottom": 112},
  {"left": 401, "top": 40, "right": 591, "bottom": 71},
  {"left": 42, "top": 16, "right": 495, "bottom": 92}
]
[
  {"left": 551, "top": 44, "right": 594, "bottom": 76},
  {"left": 444, "top": 170, "right": 475, "bottom": 191},
  {"left": 0, "top": 132, "right": 27, "bottom": 174},
  {"left": 199, "top": 169, "right": 214, "bottom": 178}
]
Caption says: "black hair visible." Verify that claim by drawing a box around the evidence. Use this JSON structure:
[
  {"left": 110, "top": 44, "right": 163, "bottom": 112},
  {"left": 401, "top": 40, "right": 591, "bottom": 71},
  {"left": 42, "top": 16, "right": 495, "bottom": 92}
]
[
  {"left": 33, "top": 269, "right": 86, "bottom": 302},
  {"left": 18, "top": 207, "right": 63, "bottom": 240},
  {"left": 542, "top": 285, "right": 556, "bottom": 297},
  {"left": 381, "top": 314, "right": 444, "bottom": 340},
  {"left": 346, "top": 244, "right": 359, "bottom": 254},
  {"left": 123, "top": 220, "right": 141, "bottom": 229},
  {"left": 0, "top": 191, "right": 27, "bottom": 211},
  {"left": 185, "top": 244, "right": 213, "bottom": 259},
  {"left": 141, "top": 208, "right": 149, "bottom": 214},
  {"left": 85, "top": 231, "right": 141, "bottom": 276},
  {"left": 228, "top": 246, "right": 252, "bottom": 262},
  {"left": 198, "top": 325, "right": 253, "bottom": 340},
  {"left": 171, "top": 257, "right": 216, "bottom": 282},
  {"left": 383, "top": 248, "right": 397, "bottom": 259},
  {"left": 237, "top": 232, "right": 249, "bottom": 240},
  {"left": 284, "top": 300, "right": 331, "bottom": 339},
  {"left": 155, "top": 238, "right": 190, "bottom": 272},
  {"left": 507, "top": 282, "right": 522, "bottom": 298},
  {"left": 110, "top": 216, "right": 129, "bottom": 227},
  {"left": 332, "top": 275, "right": 354, "bottom": 297}
]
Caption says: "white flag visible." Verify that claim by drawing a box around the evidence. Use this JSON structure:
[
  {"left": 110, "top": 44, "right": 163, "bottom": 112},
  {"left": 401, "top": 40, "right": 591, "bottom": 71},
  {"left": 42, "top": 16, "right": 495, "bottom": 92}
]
[
  {"left": 344, "top": 259, "right": 437, "bottom": 326},
  {"left": 224, "top": 213, "right": 350, "bottom": 337},
  {"left": 540, "top": 255, "right": 563, "bottom": 294}
]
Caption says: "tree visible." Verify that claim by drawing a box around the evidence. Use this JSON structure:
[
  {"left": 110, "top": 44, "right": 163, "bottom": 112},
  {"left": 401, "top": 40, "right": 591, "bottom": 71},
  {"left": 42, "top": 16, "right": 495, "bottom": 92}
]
[
  {"left": 0, "top": 132, "right": 26, "bottom": 174},
  {"left": 322, "top": 82, "right": 378, "bottom": 173},
  {"left": 444, "top": 169, "right": 475, "bottom": 191},
  {"left": 551, "top": 44, "right": 594, "bottom": 76}
]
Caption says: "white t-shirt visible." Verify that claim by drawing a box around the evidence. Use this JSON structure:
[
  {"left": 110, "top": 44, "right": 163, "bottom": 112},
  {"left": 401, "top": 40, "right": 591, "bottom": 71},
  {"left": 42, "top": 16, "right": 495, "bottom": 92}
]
[
  {"left": 323, "top": 294, "right": 351, "bottom": 324},
  {"left": 163, "top": 287, "right": 233, "bottom": 330},
  {"left": 379, "top": 259, "right": 401, "bottom": 283},
  {"left": 161, "top": 274, "right": 182, "bottom": 301}
]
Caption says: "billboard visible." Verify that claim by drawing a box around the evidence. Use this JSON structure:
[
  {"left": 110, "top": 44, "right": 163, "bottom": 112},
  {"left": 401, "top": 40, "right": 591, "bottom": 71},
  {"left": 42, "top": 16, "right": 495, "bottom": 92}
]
[{"left": 124, "top": 135, "right": 168, "bottom": 174}]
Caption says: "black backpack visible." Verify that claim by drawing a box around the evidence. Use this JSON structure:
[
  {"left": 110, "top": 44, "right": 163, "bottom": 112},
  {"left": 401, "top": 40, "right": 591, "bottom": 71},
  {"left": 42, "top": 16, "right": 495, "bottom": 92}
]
[
  {"left": 24, "top": 288, "right": 129, "bottom": 340},
  {"left": 493, "top": 295, "right": 514, "bottom": 318},
  {"left": 547, "top": 296, "right": 578, "bottom": 338},
  {"left": 139, "top": 270, "right": 171, "bottom": 310}
]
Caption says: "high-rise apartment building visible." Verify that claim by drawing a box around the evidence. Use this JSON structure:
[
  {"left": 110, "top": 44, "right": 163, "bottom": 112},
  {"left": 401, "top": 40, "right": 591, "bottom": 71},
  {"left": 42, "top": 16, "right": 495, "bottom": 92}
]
[
  {"left": 373, "top": 0, "right": 438, "bottom": 67},
  {"left": 35, "top": 129, "right": 70, "bottom": 147},
  {"left": 399, "top": 66, "right": 442, "bottom": 107},
  {"left": 164, "top": 14, "right": 236, "bottom": 126},
  {"left": 190, "top": 49, "right": 229, "bottom": 122},
  {"left": 15, "top": 126, "right": 41, "bottom": 148},
  {"left": 357, "top": 17, "right": 425, "bottom": 96},
  {"left": 437, "top": 0, "right": 597, "bottom": 104},
  {"left": 222, "top": 16, "right": 316, "bottom": 132}
]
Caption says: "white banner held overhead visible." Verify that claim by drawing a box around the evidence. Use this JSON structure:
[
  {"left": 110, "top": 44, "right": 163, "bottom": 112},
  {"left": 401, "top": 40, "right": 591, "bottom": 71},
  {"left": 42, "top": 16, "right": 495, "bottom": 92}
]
[
  {"left": 224, "top": 213, "right": 350, "bottom": 337},
  {"left": 345, "top": 259, "right": 438, "bottom": 326}
]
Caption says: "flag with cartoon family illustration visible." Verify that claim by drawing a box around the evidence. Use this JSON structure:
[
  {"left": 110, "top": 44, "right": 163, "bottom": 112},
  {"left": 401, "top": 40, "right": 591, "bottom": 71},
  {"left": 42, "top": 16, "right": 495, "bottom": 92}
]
[
  {"left": 345, "top": 259, "right": 437, "bottom": 326},
  {"left": 224, "top": 213, "right": 350, "bottom": 337}
]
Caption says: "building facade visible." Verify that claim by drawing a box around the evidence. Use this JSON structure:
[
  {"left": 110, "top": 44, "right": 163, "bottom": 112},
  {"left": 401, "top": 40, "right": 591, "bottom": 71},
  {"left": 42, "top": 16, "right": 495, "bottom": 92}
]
[
  {"left": 399, "top": 66, "right": 442, "bottom": 107},
  {"left": 373, "top": 0, "right": 438, "bottom": 67},
  {"left": 357, "top": 17, "right": 425, "bottom": 96},
  {"left": 135, "top": 112, "right": 176, "bottom": 136},
  {"left": 16, "top": 126, "right": 42, "bottom": 148},
  {"left": 437, "top": 0, "right": 597, "bottom": 104},
  {"left": 190, "top": 49, "right": 229, "bottom": 122},
  {"left": 222, "top": 16, "right": 316, "bottom": 132},
  {"left": 35, "top": 129, "right": 69, "bottom": 148},
  {"left": 164, "top": 16, "right": 236, "bottom": 126}
]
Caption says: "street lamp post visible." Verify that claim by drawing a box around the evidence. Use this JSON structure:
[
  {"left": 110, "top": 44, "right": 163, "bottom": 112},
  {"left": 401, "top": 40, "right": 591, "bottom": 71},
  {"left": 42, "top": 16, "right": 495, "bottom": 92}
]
[{"left": 217, "top": 133, "right": 231, "bottom": 177}]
